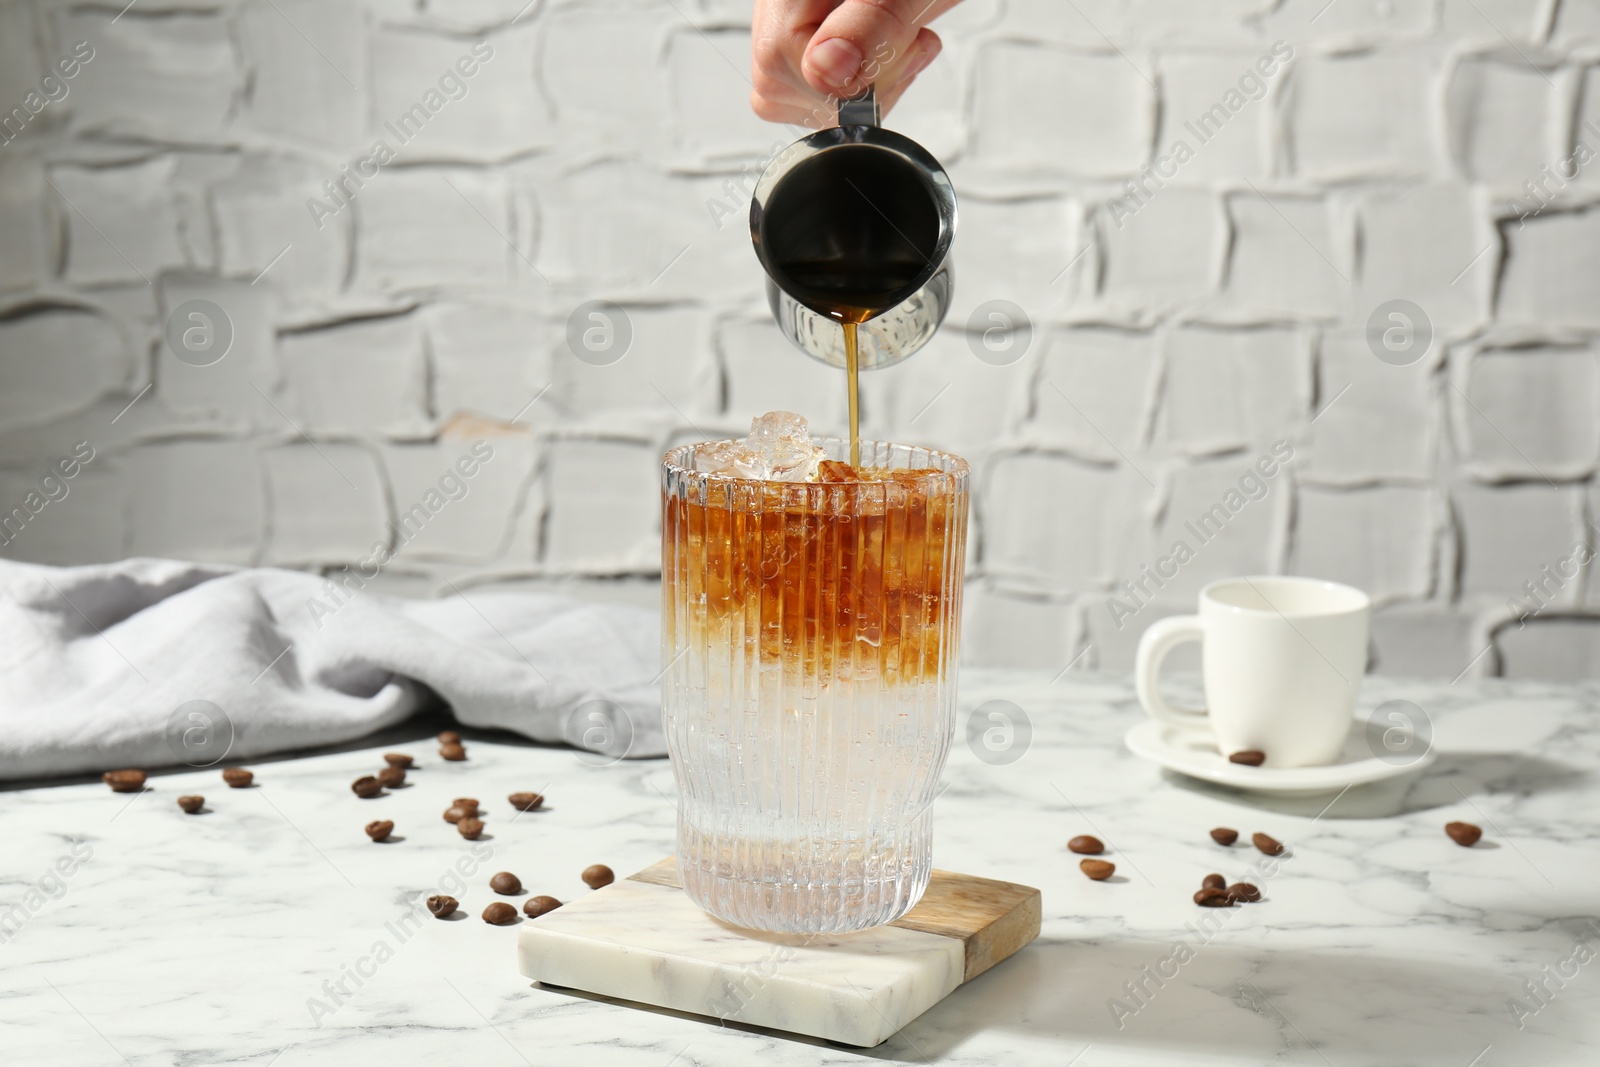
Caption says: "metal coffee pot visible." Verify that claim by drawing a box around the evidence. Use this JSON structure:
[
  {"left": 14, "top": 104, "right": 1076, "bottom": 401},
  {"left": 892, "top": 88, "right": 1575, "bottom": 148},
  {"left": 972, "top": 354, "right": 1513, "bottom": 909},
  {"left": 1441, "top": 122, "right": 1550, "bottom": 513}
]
[{"left": 749, "top": 85, "right": 957, "bottom": 370}]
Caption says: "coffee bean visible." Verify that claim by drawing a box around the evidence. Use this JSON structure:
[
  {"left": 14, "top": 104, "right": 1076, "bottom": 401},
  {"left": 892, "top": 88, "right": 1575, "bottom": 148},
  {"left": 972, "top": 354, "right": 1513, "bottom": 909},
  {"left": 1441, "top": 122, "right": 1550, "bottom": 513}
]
[
  {"left": 103, "top": 769, "right": 146, "bottom": 793},
  {"left": 1228, "top": 750, "right": 1266, "bottom": 766},
  {"left": 439, "top": 743, "right": 467, "bottom": 762},
  {"left": 523, "top": 895, "right": 562, "bottom": 918},
  {"left": 582, "top": 864, "right": 615, "bottom": 889},
  {"left": 376, "top": 766, "right": 406, "bottom": 789},
  {"left": 1227, "top": 882, "right": 1261, "bottom": 903},
  {"left": 453, "top": 798, "right": 480, "bottom": 816},
  {"left": 457, "top": 817, "right": 484, "bottom": 840},
  {"left": 1252, "top": 832, "right": 1285, "bottom": 856},
  {"left": 443, "top": 805, "right": 469, "bottom": 824},
  {"left": 1201, "top": 873, "right": 1225, "bottom": 891},
  {"left": 438, "top": 731, "right": 461, "bottom": 745},
  {"left": 383, "top": 753, "right": 413, "bottom": 769},
  {"left": 427, "top": 895, "right": 458, "bottom": 919},
  {"left": 1067, "top": 835, "right": 1104, "bottom": 855},
  {"left": 483, "top": 902, "right": 518, "bottom": 925},
  {"left": 365, "top": 819, "right": 394, "bottom": 842},
  {"left": 351, "top": 775, "right": 383, "bottom": 799},
  {"left": 1445, "top": 821, "right": 1482, "bottom": 847},
  {"left": 222, "top": 767, "right": 254, "bottom": 788},
  {"left": 1194, "top": 887, "right": 1233, "bottom": 907},
  {"left": 489, "top": 871, "right": 523, "bottom": 895},
  {"left": 1209, "top": 827, "right": 1239, "bottom": 846},
  {"left": 508, "top": 792, "right": 544, "bottom": 812},
  {"left": 177, "top": 795, "right": 204, "bottom": 814},
  {"left": 1079, "top": 859, "right": 1115, "bottom": 881}
]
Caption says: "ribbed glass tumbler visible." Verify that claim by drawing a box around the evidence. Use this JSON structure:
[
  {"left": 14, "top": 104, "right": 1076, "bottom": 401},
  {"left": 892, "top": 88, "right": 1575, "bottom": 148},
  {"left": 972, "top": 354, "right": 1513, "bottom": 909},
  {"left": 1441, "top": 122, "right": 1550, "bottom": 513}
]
[{"left": 660, "top": 438, "right": 970, "bottom": 933}]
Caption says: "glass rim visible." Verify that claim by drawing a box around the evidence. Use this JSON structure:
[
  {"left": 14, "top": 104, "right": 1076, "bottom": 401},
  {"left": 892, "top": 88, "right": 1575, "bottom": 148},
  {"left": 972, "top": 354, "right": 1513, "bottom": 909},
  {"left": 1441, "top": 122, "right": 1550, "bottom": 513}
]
[{"left": 661, "top": 436, "right": 971, "bottom": 483}]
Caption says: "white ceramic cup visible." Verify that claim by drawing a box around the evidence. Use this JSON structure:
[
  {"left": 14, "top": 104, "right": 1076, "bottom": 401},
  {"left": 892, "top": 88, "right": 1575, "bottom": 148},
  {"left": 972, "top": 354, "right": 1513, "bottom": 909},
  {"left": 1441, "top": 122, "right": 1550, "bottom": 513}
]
[{"left": 1134, "top": 577, "right": 1371, "bottom": 768}]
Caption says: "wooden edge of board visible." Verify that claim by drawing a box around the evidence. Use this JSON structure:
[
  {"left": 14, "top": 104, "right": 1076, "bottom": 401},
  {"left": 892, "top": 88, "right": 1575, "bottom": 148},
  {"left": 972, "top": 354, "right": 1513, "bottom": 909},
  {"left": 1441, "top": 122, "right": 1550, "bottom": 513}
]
[
  {"left": 626, "top": 858, "right": 1040, "bottom": 983},
  {"left": 627, "top": 857, "right": 681, "bottom": 889}
]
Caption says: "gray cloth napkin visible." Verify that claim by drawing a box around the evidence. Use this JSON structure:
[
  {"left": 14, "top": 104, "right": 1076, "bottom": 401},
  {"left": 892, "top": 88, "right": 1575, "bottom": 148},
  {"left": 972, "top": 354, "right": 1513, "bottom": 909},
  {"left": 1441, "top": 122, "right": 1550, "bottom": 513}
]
[{"left": 0, "top": 557, "right": 663, "bottom": 782}]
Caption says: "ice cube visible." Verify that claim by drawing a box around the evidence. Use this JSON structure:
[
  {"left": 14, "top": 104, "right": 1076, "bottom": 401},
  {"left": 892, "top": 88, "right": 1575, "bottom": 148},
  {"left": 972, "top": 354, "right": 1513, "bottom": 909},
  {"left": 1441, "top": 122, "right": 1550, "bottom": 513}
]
[
  {"left": 746, "top": 411, "right": 811, "bottom": 450},
  {"left": 695, "top": 411, "right": 824, "bottom": 481},
  {"left": 694, "top": 439, "right": 770, "bottom": 479},
  {"left": 748, "top": 411, "right": 825, "bottom": 482}
]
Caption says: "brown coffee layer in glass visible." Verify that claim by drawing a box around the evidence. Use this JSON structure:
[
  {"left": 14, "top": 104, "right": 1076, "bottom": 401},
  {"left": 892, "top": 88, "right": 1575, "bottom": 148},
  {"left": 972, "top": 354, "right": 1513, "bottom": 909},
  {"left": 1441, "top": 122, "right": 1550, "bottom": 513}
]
[{"left": 663, "top": 463, "right": 964, "bottom": 684}]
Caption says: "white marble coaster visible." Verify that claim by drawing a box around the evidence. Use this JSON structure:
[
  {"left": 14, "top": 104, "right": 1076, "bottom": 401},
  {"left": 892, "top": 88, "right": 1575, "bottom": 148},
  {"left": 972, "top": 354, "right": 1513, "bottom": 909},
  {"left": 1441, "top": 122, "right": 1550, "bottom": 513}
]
[{"left": 517, "top": 860, "right": 1040, "bottom": 1048}]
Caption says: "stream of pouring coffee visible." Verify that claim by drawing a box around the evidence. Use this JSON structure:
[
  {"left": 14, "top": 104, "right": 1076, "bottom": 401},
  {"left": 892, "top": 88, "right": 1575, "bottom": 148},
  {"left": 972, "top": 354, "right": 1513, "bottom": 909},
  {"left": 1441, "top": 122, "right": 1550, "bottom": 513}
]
[
  {"left": 776, "top": 250, "right": 924, "bottom": 468},
  {"left": 842, "top": 322, "right": 860, "bottom": 467}
]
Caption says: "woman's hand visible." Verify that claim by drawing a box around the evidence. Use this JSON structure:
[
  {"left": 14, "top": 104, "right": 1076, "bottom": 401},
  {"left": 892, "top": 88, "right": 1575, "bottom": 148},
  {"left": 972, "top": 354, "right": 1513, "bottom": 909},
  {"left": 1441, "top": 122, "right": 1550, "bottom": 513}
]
[{"left": 750, "top": 0, "right": 964, "bottom": 126}]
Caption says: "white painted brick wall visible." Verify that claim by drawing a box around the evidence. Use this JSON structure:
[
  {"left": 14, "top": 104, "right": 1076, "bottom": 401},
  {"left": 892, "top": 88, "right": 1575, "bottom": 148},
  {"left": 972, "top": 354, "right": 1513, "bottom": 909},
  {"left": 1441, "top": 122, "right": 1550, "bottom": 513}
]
[
  {"left": 1356, "top": 182, "right": 1494, "bottom": 332},
  {"left": 1029, "top": 327, "right": 1157, "bottom": 462},
  {"left": 121, "top": 440, "right": 264, "bottom": 563},
  {"left": 280, "top": 314, "right": 430, "bottom": 436},
  {"left": 859, "top": 328, "right": 1026, "bottom": 457},
  {"left": 1154, "top": 52, "right": 1275, "bottom": 181},
  {"left": 1097, "top": 189, "right": 1221, "bottom": 311},
  {"left": 424, "top": 301, "right": 554, "bottom": 423},
  {"left": 1446, "top": 54, "right": 1565, "bottom": 184},
  {"left": 1266, "top": 0, "right": 1432, "bottom": 39},
  {"left": 0, "top": 307, "right": 128, "bottom": 431},
  {"left": 156, "top": 276, "right": 278, "bottom": 428},
  {"left": 241, "top": 0, "right": 368, "bottom": 150},
  {"left": 262, "top": 442, "right": 388, "bottom": 565},
  {"left": 982, "top": 451, "right": 1123, "bottom": 590},
  {"left": 1461, "top": 344, "right": 1600, "bottom": 478},
  {"left": 0, "top": 158, "right": 51, "bottom": 291},
  {"left": 1289, "top": 485, "right": 1438, "bottom": 602},
  {"left": 1454, "top": 484, "right": 1586, "bottom": 603},
  {"left": 1224, "top": 191, "right": 1347, "bottom": 318},
  {"left": 949, "top": 194, "right": 1082, "bottom": 323},
  {"left": 973, "top": 42, "right": 1154, "bottom": 177},
  {"left": 553, "top": 305, "right": 709, "bottom": 422},
  {"left": 212, "top": 158, "right": 351, "bottom": 294},
  {"left": 719, "top": 316, "right": 847, "bottom": 432},
  {"left": 543, "top": 437, "right": 658, "bottom": 571},
  {"left": 372, "top": 22, "right": 548, "bottom": 162},
  {"left": 356, "top": 169, "right": 517, "bottom": 288},
  {"left": 1159, "top": 325, "right": 1311, "bottom": 455},
  {"left": 1306, "top": 330, "right": 1437, "bottom": 484},
  {"left": 0, "top": 7, "right": 44, "bottom": 114},
  {"left": 53, "top": 160, "right": 193, "bottom": 286},
  {"left": 2, "top": 0, "right": 1599, "bottom": 680},
  {"left": 1498, "top": 207, "right": 1600, "bottom": 328},
  {"left": 59, "top": 10, "right": 238, "bottom": 143},
  {"left": 1442, "top": 0, "right": 1555, "bottom": 41},
  {"left": 1286, "top": 50, "right": 1440, "bottom": 180},
  {"left": 1140, "top": 458, "right": 1285, "bottom": 604},
  {"left": 379, "top": 428, "right": 538, "bottom": 564}
]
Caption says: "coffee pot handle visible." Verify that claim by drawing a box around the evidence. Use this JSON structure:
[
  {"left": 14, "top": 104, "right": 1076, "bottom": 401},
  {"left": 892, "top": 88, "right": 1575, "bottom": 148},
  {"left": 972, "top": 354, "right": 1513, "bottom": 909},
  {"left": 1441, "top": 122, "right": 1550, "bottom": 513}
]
[{"left": 838, "top": 85, "right": 879, "bottom": 128}]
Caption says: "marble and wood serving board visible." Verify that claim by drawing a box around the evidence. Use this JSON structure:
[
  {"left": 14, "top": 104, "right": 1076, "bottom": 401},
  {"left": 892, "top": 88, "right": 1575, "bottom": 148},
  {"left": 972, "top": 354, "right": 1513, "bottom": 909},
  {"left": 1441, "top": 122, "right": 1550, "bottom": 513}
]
[{"left": 518, "top": 857, "right": 1041, "bottom": 1047}]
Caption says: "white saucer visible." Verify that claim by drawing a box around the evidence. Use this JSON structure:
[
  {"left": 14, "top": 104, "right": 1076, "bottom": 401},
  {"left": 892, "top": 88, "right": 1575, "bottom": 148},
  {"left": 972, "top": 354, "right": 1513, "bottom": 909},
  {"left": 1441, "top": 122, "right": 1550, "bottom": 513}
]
[{"left": 1124, "top": 719, "right": 1437, "bottom": 796}]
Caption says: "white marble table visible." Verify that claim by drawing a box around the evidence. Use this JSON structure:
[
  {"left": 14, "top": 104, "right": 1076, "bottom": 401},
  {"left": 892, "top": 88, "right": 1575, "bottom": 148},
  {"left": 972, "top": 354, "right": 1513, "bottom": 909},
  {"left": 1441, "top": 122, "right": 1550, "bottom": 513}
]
[{"left": 4, "top": 671, "right": 1597, "bottom": 1066}]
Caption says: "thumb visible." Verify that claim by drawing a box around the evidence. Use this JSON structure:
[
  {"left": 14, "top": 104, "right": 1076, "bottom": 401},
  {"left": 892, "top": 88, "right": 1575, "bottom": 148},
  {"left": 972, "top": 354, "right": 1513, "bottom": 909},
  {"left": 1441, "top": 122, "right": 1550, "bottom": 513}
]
[{"left": 800, "top": 0, "right": 940, "bottom": 98}]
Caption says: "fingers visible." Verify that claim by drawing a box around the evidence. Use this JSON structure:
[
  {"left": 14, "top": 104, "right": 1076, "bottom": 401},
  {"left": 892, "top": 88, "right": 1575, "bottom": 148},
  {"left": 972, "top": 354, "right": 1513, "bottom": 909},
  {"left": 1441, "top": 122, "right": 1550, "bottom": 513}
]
[
  {"left": 874, "top": 28, "right": 941, "bottom": 113},
  {"left": 750, "top": 0, "right": 958, "bottom": 126},
  {"left": 801, "top": 0, "right": 947, "bottom": 97},
  {"left": 873, "top": 52, "right": 935, "bottom": 115},
  {"left": 749, "top": 86, "right": 832, "bottom": 127},
  {"left": 749, "top": 53, "right": 839, "bottom": 128},
  {"left": 751, "top": 2, "right": 836, "bottom": 129}
]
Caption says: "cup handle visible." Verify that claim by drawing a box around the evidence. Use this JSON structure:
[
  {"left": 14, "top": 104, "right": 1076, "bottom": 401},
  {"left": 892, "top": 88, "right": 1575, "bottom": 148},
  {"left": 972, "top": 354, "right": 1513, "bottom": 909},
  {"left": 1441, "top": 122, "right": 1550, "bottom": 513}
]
[{"left": 1134, "top": 615, "right": 1209, "bottom": 731}]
